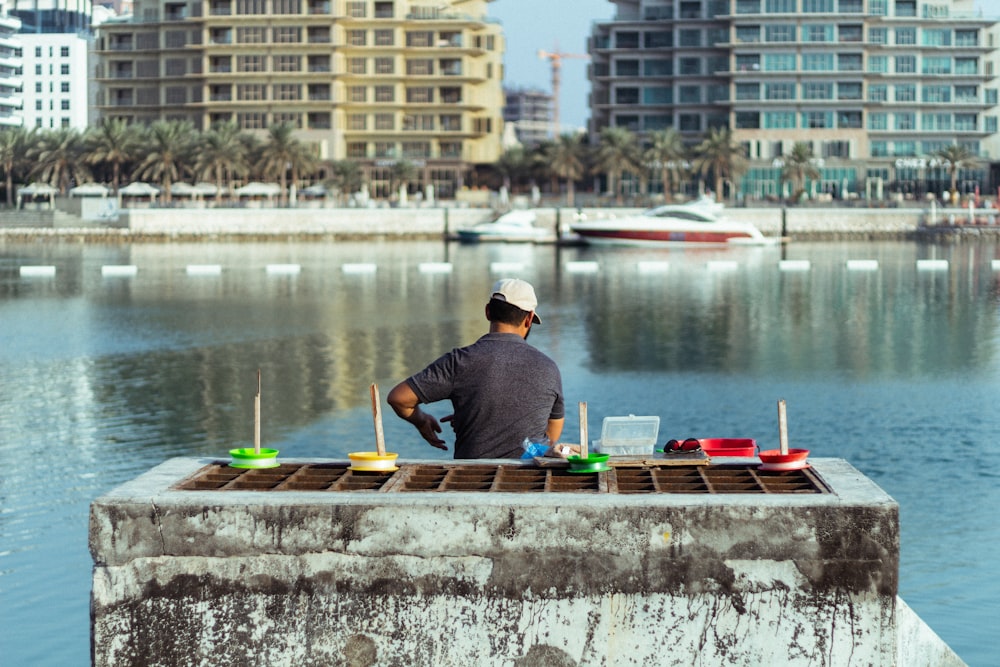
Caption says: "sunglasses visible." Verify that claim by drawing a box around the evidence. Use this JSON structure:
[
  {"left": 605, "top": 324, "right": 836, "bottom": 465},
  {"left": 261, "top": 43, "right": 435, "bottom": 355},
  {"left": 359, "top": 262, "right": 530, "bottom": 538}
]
[{"left": 664, "top": 438, "right": 702, "bottom": 453}]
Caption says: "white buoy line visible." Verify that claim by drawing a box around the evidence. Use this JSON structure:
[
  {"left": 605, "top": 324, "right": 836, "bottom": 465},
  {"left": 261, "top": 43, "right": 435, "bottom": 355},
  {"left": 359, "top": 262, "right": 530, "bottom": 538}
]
[{"left": 18, "top": 259, "right": 978, "bottom": 280}]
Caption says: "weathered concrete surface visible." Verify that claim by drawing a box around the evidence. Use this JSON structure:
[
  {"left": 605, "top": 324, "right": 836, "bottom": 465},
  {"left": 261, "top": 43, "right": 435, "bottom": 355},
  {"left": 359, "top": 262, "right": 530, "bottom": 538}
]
[{"left": 91, "top": 458, "right": 912, "bottom": 666}]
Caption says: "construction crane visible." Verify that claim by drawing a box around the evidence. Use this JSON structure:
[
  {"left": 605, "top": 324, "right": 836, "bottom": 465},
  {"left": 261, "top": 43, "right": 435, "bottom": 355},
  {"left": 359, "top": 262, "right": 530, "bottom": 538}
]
[{"left": 537, "top": 46, "right": 589, "bottom": 138}]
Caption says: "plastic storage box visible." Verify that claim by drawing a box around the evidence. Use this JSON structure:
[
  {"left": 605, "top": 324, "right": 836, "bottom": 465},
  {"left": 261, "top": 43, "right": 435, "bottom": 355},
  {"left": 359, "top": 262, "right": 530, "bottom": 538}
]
[{"left": 594, "top": 415, "right": 660, "bottom": 456}]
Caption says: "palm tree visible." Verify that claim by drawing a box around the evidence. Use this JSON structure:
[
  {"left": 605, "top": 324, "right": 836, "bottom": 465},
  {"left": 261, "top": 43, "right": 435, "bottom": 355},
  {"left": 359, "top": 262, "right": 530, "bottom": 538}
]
[
  {"left": 255, "top": 123, "right": 317, "bottom": 205},
  {"left": 592, "top": 126, "right": 641, "bottom": 205},
  {"left": 389, "top": 159, "right": 418, "bottom": 199},
  {"left": 544, "top": 132, "right": 587, "bottom": 207},
  {"left": 643, "top": 128, "right": 687, "bottom": 203},
  {"left": 692, "top": 127, "right": 746, "bottom": 203},
  {"left": 84, "top": 118, "right": 139, "bottom": 193},
  {"left": 30, "top": 127, "right": 91, "bottom": 195},
  {"left": 194, "top": 121, "right": 251, "bottom": 203},
  {"left": 494, "top": 146, "right": 531, "bottom": 194},
  {"left": 933, "top": 143, "right": 980, "bottom": 201},
  {"left": 132, "top": 120, "right": 196, "bottom": 203},
  {"left": 326, "top": 160, "right": 364, "bottom": 204},
  {"left": 0, "top": 127, "right": 34, "bottom": 207},
  {"left": 779, "top": 142, "right": 821, "bottom": 203}
]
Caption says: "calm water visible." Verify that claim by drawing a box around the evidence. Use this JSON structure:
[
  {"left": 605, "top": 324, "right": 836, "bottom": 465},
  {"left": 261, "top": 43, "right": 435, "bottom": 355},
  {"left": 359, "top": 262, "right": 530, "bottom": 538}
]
[{"left": 1, "top": 238, "right": 998, "bottom": 665}]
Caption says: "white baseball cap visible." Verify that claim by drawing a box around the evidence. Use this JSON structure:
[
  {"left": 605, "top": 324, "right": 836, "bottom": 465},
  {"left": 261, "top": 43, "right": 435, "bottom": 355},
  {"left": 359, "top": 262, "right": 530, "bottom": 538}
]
[{"left": 491, "top": 278, "right": 541, "bottom": 324}]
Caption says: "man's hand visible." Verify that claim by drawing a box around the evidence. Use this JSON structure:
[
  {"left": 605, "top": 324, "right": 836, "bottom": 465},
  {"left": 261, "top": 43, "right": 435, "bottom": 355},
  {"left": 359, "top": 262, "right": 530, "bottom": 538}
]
[
  {"left": 387, "top": 381, "right": 448, "bottom": 451},
  {"left": 412, "top": 411, "right": 447, "bottom": 451}
]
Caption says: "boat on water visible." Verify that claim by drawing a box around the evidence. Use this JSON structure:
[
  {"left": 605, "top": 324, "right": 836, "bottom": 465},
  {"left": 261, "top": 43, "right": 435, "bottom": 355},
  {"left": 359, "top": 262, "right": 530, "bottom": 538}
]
[
  {"left": 570, "top": 196, "right": 774, "bottom": 247},
  {"left": 455, "top": 209, "right": 555, "bottom": 244}
]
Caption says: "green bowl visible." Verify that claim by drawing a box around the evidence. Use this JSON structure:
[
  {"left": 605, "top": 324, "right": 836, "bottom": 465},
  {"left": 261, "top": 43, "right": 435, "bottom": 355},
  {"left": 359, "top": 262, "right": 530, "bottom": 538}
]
[
  {"left": 567, "top": 453, "right": 611, "bottom": 474},
  {"left": 229, "top": 447, "right": 280, "bottom": 469}
]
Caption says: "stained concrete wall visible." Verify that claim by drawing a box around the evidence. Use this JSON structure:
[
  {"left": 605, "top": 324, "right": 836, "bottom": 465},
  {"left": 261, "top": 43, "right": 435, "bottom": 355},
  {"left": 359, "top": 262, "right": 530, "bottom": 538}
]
[{"left": 91, "top": 458, "right": 913, "bottom": 666}]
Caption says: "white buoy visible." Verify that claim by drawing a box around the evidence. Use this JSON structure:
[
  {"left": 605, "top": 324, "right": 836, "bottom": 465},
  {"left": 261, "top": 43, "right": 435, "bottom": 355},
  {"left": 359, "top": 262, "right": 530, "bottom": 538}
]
[
  {"left": 779, "top": 260, "right": 811, "bottom": 271},
  {"left": 565, "top": 261, "right": 599, "bottom": 273},
  {"left": 266, "top": 264, "right": 301, "bottom": 275},
  {"left": 418, "top": 262, "right": 453, "bottom": 274},
  {"left": 846, "top": 259, "right": 879, "bottom": 271},
  {"left": 342, "top": 263, "right": 377, "bottom": 274},
  {"left": 101, "top": 265, "right": 138, "bottom": 276},
  {"left": 916, "top": 259, "right": 949, "bottom": 271},
  {"left": 637, "top": 261, "right": 670, "bottom": 273},
  {"left": 186, "top": 264, "right": 222, "bottom": 275},
  {"left": 20, "top": 265, "right": 56, "bottom": 277}
]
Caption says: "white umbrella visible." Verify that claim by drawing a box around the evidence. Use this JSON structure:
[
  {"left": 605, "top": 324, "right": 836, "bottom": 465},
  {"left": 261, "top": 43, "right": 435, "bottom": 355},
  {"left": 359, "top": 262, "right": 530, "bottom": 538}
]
[
  {"left": 235, "top": 182, "right": 281, "bottom": 197},
  {"left": 170, "top": 182, "right": 197, "bottom": 196},
  {"left": 19, "top": 182, "right": 59, "bottom": 196},
  {"left": 70, "top": 183, "right": 110, "bottom": 197},
  {"left": 193, "top": 182, "right": 220, "bottom": 196},
  {"left": 119, "top": 182, "right": 160, "bottom": 197}
]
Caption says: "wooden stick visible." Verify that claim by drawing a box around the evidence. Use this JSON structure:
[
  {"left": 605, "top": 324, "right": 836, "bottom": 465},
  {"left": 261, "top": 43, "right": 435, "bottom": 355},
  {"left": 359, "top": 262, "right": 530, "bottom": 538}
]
[
  {"left": 254, "top": 369, "right": 261, "bottom": 454},
  {"left": 579, "top": 402, "right": 588, "bottom": 459},
  {"left": 777, "top": 399, "right": 789, "bottom": 455},
  {"left": 371, "top": 382, "right": 386, "bottom": 456}
]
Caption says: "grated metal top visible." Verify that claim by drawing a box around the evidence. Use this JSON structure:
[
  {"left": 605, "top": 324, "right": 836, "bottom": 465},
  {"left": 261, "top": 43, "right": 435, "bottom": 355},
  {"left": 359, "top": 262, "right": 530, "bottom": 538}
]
[{"left": 175, "top": 462, "right": 830, "bottom": 494}]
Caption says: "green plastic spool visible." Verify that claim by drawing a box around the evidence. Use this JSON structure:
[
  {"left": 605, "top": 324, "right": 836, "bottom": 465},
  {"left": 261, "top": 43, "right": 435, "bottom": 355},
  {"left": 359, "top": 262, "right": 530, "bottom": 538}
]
[
  {"left": 566, "top": 453, "right": 611, "bottom": 474},
  {"left": 229, "top": 447, "right": 280, "bottom": 469}
]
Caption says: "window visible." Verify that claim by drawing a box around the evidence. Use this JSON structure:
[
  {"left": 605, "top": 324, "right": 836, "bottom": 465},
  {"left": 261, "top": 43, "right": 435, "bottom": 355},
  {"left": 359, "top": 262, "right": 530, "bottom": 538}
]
[
  {"left": 868, "top": 0, "right": 886, "bottom": 14},
  {"left": 803, "top": 82, "right": 833, "bottom": 99},
  {"left": 375, "top": 57, "right": 394, "bottom": 74},
  {"left": 803, "top": 111, "right": 832, "bottom": 128},
  {"left": 803, "top": 0, "right": 834, "bottom": 11},
  {"left": 766, "top": 82, "right": 795, "bottom": 100},
  {"left": 679, "top": 58, "right": 701, "bottom": 75},
  {"left": 60, "top": 64, "right": 70, "bottom": 75},
  {"left": 803, "top": 53, "right": 834, "bottom": 71},
  {"left": 895, "top": 28, "right": 915, "bottom": 45},
  {"left": 237, "top": 83, "right": 266, "bottom": 100},
  {"left": 870, "top": 141, "right": 887, "bottom": 157},
  {"left": 679, "top": 30, "right": 701, "bottom": 47},
  {"left": 374, "top": 142, "right": 395, "bottom": 158},
  {"left": 348, "top": 114, "right": 366, "bottom": 130},
  {"left": 273, "top": 0, "right": 300, "bottom": 13},
  {"left": 895, "top": 112, "right": 915, "bottom": 130},
  {"left": 803, "top": 25, "right": 833, "bottom": 42},
  {"left": 309, "top": 113, "right": 331, "bottom": 130},
  {"left": 274, "top": 26, "right": 301, "bottom": 43},
  {"left": 736, "top": 0, "right": 760, "bottom": 12},
  {"left": 406, "top": 31, "right": 433, "bottom": 47},
  {"left": 275, "top": 55, "right": 300, "bottom": 72},
  {"left": 839, "top": 0, "right": 862, "bottom": 11},
  {"left": 347, "top": 30, "right": 366, "bottom": 46},
  {"left": 616, "top": 32, "right": 639, "bottom": 49},
  {"left": 736, "top": 54, "right": 760, "bottom": 71},
  {"left": 375, "top": 86, "right": 395, "bottom": 102},
  {"left": 645, "top": 31, "right": 672, "bottom": 48},
  {"left": 616, "top": 60, "right": 639, "bottom": 77},
  {"left": 954, "top": 85, "right": 978, "bottom": 103},
  {"left": 678, "top": 86, "right": 700, "bottom": 103},
  {"left": 764, "top": 53, "right": 795, "bottom": 71},
  {"left": 406, "top": 87, "right": 433, "bottom": 103},
  {"left": 921, "top": 113, "right": 951, "bottom": 131},
  {"left": 644, "top": 86, "right": 672, "bottom": 104},
  {"left": 839, "top": 24, "right": 862, "bottom": 42},
  {"left": 348, "top": 85, "right": 366, "bottom": 102},
  {"left": 766, "top": 0, "right": 795, "bottom": 11},
  {"left": 955, "top": 114, "right": 977, "bottom": 131},
  {"left": 955, "top": 58, "right": 977, "bottom": 76},
  {"left": 838, "top": 82, "right": 862, "bottom": 99},
  {"left": 838, "top": 111, "right": 862, "bottom": 128},
  {"left": 439, "top": 114, "right": 460, "bottom": 131},
  {"left": 60, "top": 46, "right": 70, "bottom": 57},
  {"left": 644, "top": 115, "right": 672, "bottom": 130},
  {"left": 736, "top": 83, "right": 760, "bottom": 100},
  {"left": 644, "top": 59, "right": 672, "bottom": 76},
  {"left": 923, "top": 57, "right": 951, "bottom": 75},
  {"left": 823, "top": 140, "right": 850, "bottom": 158},
  {"left": 440, "top": 141, "right": 462, "bottom": 158},
  {"left": 869, "top": 27, "right": 887, "bottom": 44},
  {"left": 61, "top": 82, "right": 70, "bottom": 93},
  {"left": 346, "top": 1, "right": 365, "bottom": 17},
  {"left": 735, "top": 112, "right": 760, "bottom": 129},
  {"left": 440, "top": 87, "right": 461, "bottom": 103},
  {"left": 237, "top": 55, "right": 265, "bottom": 72},
  {"left": 895, "top": 84, "right": 915, "bottom": 102},
  {"left": 374, "top": 29, "right": 394, "bottom": 46},
  {"left": 374, "top": 1, "right": 393, "bottom": 18},
  {"left": 237, "top": 0, "right": 267, "bottom": 13},
  {"left": 403, "top": 114, "right": 434, "bottom": 131},
  {"left": 765, "top": 25, "right": 794, "bottom": 42},
  {"left": 895, "top": 55, "right": 915, "bottom": 73},
  {"left": 275, "top": 83, "right": 300, "bottom": 101},
  {"left": 237, "top": 26, "right": 266, "bottom": 43},
  {"left": 869, "top": 56, "right": 888, "bottom": 73},
  {"left": 838, "top": 54, "right": 862, "bottom": 71},
  {"left": 923, "top": 29, "right": 950, "bottom": 47},
  {"left": 349, "top": 57, "right": 367, "bottom": 74},
  {"left": 922, "top": 85, "right": 950, "bottom": 103},
  {"left": 869, "top": 84, "right": 887, "bottom": 102},
  {"left": 615, "top": 88, "right": 640, "bottom": 104},
  {"left": 737, "top": 26, "right": 761, "bottom": 43},
  {"left": 406, "top": 59, "right": 433, "bottom": 75},
  {"left": 868, "top": 112, "right": 887, "bottom": 130},
  {"left": 374, "top": 113, "right": 394, "bottom": 130},
  {"left": 955, "top": 30, "right": 978, "bottom": 48},
  {"left": 402, "top": 142, "right": 430, "bottom": 158},
  {"left": 678, "top": 114, "right": 700, "bottom": 132},
  {"left": 440, "top": 59, "right": 462, "bottom": 76}
]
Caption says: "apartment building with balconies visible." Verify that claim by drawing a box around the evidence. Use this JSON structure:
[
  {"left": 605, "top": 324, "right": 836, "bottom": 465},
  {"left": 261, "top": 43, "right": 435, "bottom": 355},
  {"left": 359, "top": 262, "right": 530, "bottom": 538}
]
[
  {"left": 589, "top": 0, "right": 998, "bottom": 200},
  {"left": 0, "top": 1, "right": 23, "bottom": 127},
  {"left": 93, "top": 0, "right": 505, "bottom": 197}
]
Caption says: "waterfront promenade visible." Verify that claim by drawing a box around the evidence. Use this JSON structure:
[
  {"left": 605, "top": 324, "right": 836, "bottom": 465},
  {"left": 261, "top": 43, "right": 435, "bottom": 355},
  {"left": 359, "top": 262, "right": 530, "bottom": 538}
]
[{"left": 3, "top": 201, "right": 999, "bottom": 242}]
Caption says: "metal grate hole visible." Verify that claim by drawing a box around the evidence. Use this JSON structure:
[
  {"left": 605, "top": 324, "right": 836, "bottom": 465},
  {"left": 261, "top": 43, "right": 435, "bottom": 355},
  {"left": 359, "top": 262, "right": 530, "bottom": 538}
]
[{"left": 175, "top": 462, "right": 828, "bottom": 494}]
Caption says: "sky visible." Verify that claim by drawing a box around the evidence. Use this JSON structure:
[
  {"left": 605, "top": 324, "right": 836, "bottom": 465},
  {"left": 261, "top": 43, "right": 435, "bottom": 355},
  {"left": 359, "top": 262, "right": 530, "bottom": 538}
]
[
  {"left": 490, "top": 0, "right": 996, "bottom": 131},
  {"left": 490, "top": 0, "right": 613, "bottom": 131}
]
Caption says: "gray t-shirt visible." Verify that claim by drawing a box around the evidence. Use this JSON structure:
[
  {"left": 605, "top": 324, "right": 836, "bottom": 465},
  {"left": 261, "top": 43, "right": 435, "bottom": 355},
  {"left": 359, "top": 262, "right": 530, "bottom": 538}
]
[{"left": 406, "top": 332, "right": 564, "bottom": 459}]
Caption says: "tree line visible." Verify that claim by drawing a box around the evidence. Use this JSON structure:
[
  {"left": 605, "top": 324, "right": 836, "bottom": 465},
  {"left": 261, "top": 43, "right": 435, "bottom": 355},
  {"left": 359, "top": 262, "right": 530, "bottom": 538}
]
[{"left": 0, "top": 119, "right": 982, "bottom": 208}]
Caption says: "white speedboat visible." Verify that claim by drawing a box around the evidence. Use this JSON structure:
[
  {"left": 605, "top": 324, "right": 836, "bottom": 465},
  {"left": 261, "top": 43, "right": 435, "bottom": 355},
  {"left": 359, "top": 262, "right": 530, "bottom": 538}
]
[
  {"left": 456, "top": 210, "right": 554, "bottom": 243},
  {"left": 570, "top": 197, "right": 774, "bottom": 247}
]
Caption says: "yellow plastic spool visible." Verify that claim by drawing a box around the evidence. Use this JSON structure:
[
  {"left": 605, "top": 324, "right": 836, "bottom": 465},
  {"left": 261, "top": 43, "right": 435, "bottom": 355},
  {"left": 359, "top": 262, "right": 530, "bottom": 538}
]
[{"left": 348, "top": 451, "right": 399, "bottom": 472}]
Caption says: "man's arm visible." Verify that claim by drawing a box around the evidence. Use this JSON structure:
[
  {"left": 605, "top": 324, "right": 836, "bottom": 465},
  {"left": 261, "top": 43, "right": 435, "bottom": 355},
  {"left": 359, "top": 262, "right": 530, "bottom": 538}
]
[
  {"left": 386, "top": 381, "right": 448, "bottom": 451},
  {"left": 546, "top": 418, "right": 564, "bottom": 445}
]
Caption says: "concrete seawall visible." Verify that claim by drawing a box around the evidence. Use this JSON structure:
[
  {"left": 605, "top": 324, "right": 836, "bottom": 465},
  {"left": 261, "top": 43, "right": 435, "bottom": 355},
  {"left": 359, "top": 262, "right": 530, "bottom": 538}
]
[{"left": 90, "top": 457, "right": 965, "bottom": 666}]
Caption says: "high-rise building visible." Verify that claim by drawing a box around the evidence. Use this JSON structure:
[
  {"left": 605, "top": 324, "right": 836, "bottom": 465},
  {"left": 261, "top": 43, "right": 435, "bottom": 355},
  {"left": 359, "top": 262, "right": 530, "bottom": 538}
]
[
  {"left": 503, "top": 86, "right": 553, "bottom": 147},
  {"left": 0, "top": 1, "right": 23, "bottom": 127},
  {"left": 10, "top": 0, "right": 96, "bottom": 130},
  {"left": 589, "top": 0, "right": 999, "bottom": 200},
  {"left": 92, "top": 0, "right": 506, "bottom": 198}
]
